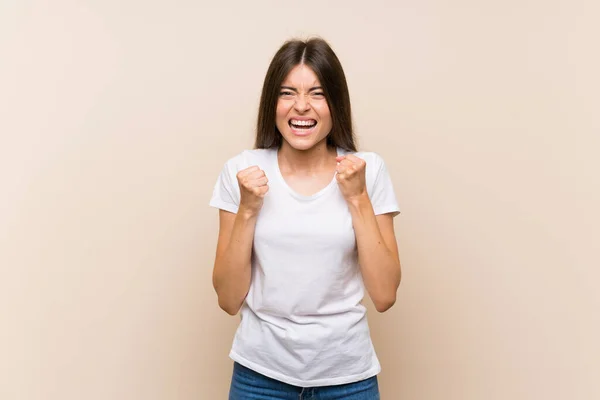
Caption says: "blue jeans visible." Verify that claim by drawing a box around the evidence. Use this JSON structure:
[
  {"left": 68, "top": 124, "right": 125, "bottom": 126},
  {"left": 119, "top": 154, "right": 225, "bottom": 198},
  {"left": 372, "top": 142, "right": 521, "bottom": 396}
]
[{"left": 229, "top": 362, "right": 380, "bottom": 400}]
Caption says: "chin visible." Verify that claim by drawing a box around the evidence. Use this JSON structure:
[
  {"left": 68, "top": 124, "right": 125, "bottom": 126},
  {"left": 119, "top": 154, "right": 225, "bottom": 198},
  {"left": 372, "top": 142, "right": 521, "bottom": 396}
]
[
  {"left": 281, "top": 134, "right": 324, "bottom": 151},
  {"left": 284, "top": 141, "right": 313, "bottom": 152}
]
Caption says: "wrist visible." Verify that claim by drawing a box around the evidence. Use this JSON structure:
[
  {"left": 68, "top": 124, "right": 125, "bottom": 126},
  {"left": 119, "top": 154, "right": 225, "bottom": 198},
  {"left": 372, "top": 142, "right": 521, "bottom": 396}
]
[
  {"left": 237, "top": 205, "right": 260, "bottom": 219},
  {"left": 346, "top": 191, "right": 371, "bottom": 210}
]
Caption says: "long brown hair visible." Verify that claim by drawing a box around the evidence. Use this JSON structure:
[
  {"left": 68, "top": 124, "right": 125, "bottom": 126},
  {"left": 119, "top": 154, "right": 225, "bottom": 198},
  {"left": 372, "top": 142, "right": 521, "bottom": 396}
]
[{"left": 254, "top": 38, "right": 357, "bottom": 152}]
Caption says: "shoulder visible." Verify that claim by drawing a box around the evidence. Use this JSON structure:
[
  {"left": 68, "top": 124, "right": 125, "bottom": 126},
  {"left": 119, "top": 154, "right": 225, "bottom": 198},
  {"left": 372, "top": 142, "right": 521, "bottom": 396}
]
[
  {"left": 352, "top": 151, "right": 385, "bottom": 168},
  {"left": 339, "top": 149, "right": 393, "bottom": 194},
  {"left": 220, "top": 148, "right": 276, "bottom": 173},
  {"left": 341, "top": 149, "right": 386, "bottom": 179}
]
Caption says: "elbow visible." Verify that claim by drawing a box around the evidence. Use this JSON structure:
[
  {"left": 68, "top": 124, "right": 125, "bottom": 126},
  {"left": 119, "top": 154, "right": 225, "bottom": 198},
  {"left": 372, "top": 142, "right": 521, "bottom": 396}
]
[
  {"left": 214, "top": 284, "right": 242, "bottom": 316},
  {"left": 213, "top": 274, "right": 241, "bottom": 316},
  {"left": 221, "top": 306, "right": 240, "bottom": 316},
  {"left": 374, "top": 294, "right": 396, "bottom": 313},
  {"left": 213, "top": 279, "right": 248, "bottom": 316},
  {"left": 218, "top": 297, "right": 241, "bottom": 316},
  {"left": 373, "top": 269, "right": 400, "bottom": 313}
]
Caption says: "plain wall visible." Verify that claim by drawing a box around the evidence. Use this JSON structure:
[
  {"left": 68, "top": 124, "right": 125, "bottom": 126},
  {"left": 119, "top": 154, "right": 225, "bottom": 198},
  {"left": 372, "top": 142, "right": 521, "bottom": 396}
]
[{"left": 1, "top": 1, "right": 598, "bottom": 399}]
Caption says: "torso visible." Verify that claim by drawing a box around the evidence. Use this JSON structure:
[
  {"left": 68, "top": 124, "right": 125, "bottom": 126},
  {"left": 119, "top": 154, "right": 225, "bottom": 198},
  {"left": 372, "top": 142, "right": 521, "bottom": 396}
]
[{"left": 210, "top": 146, "right": 392, "bottom": 387}]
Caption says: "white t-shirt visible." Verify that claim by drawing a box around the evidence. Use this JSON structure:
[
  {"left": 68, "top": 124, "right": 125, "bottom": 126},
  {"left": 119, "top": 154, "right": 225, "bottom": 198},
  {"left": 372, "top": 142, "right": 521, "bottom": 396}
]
[{"left": 209, "top": 146, "right": 400, "bottom": 387}]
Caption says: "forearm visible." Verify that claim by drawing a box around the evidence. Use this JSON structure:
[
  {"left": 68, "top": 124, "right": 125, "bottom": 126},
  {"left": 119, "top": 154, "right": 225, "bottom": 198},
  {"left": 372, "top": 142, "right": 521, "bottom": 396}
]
[
  {"left": 213, "top": 207, "right": 257, "bottom": 315},
  {"left": 347, "top": 193, "right": 400, "bottom": 312}
]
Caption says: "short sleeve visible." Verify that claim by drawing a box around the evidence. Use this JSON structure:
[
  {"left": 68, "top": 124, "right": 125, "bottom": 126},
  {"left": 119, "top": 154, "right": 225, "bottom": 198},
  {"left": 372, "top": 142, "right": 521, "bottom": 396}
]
[
  {"left": 369, "top": 155, "right": 401, "bottom": 217},
  {"left": 209, "top": 160, "right": 240, "bottom": 214}
]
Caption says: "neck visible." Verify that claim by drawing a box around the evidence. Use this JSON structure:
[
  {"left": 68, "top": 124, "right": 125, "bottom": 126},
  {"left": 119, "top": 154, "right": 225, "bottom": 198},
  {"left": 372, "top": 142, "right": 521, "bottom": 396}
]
[{"left": 277, "top": 139, "right": 337, "bottom": 174}]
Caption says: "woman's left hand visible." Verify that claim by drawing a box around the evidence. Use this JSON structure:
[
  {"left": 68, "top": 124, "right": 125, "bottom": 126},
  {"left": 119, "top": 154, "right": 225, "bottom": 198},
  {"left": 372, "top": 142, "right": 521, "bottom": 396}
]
[{"left": 335, "top": 154, "right": 367, "bottom": 202}]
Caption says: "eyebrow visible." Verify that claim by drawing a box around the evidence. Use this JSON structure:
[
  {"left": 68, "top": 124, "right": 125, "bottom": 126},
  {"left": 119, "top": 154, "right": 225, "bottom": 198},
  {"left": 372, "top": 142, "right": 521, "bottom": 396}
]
[{"left": 280, "top": 86, "right": 323, "bottom": 92}]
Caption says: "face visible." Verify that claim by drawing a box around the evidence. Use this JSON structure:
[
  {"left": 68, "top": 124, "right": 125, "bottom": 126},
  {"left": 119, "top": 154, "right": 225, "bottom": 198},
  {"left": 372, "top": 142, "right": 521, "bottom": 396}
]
[{"left": 275, "top": 64, "right": 333, "bottom": 151}]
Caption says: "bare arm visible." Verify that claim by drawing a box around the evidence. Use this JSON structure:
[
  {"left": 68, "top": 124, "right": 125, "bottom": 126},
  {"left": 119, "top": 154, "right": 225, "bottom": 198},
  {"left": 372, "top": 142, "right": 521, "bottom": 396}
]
[
  {"left": 347, "top": 195, "right": 401, "bottom": 312},
  {"left": 212, "top": 208, "right": 258, "bottom": 315},
  {"left": 212, "top": 166, "right": 268, "bottom": 315},
  {"left": 335, "top": 154, "right": 401, "bottom": 312}
]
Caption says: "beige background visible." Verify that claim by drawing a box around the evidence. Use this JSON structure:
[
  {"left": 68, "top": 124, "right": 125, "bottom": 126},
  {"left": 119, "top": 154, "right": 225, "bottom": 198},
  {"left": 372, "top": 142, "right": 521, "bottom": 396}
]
[{"left": 1, "top": 1, "right": 599, "bottom": 399}]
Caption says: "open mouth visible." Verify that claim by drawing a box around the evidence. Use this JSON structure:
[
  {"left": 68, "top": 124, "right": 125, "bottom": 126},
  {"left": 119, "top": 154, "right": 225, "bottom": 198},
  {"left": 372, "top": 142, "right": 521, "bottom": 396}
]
[{"left": 289, "top": 118, "right": 317, "bottom": 132}]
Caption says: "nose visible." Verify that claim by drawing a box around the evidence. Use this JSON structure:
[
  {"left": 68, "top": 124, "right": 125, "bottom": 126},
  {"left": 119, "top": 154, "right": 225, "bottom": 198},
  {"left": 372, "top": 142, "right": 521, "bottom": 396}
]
[{"left": 294, "top": 95, "right": 310, "bottom": 112}]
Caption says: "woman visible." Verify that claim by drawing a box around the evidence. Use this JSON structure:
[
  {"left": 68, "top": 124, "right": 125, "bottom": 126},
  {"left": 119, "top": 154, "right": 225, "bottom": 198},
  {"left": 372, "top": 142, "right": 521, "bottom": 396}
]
[{"left": 210, "top": 37, "right": 401, "bottom": 400}]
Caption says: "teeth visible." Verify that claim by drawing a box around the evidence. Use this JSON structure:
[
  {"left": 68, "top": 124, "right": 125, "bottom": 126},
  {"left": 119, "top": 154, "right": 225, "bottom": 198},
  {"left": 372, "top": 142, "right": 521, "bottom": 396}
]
[{"left": 290, "top": 119, "right": 316, "bottom": 126}]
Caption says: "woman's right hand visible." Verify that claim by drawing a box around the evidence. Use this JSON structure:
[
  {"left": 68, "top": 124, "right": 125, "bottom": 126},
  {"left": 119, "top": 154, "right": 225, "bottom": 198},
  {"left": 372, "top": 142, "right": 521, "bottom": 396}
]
[{"left": 236, "top": 166, "right": 269, "bottom": 216}]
